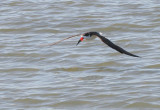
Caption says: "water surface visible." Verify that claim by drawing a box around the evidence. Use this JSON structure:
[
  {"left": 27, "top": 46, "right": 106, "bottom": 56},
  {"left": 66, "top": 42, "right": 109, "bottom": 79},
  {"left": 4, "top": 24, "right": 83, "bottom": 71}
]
[{"left": 0, "top": 0, "right": 160, "bottom": 109}]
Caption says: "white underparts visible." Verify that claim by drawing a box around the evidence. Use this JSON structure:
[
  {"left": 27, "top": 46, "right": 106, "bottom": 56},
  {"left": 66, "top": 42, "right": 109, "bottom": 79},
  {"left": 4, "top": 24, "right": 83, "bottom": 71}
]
[{"left": 83, "top": 35, "right": 97, "bottom": 41}]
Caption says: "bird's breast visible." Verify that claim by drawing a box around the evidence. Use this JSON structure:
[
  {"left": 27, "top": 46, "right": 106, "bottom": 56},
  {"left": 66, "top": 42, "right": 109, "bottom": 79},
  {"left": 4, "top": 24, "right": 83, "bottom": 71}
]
[{"left": 85, "top": 35, "right": 97, "bottom": 41}]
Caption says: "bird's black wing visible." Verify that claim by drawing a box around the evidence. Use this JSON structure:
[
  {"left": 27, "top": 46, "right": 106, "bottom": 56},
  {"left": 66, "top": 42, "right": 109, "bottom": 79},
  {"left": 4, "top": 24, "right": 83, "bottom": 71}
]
[{"left": 97, "top": 35, "right": 140, "bottom": 57}]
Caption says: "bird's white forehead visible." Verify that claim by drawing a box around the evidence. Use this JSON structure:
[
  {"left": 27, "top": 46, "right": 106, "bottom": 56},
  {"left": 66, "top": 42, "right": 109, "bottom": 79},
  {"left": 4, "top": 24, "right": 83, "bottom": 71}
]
[{"left": 99, "top": 32, "right": 102, "bottom": 35}]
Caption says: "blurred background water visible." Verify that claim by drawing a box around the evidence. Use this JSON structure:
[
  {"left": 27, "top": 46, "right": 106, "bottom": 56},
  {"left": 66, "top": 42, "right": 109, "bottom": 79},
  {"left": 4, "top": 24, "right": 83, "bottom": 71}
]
[{"left": 0, "top": 0, "right": 160, "bottom": 109}]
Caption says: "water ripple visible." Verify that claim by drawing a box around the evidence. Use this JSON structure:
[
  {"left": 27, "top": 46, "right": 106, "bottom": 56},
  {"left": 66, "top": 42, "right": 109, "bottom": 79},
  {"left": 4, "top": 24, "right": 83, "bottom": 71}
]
[{"left": 0, "top": 0, "right": 160, "bottom": 109}]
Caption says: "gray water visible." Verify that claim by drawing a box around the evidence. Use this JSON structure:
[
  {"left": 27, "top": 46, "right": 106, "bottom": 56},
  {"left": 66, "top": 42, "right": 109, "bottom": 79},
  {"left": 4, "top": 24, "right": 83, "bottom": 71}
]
[{"left": 0, "top": 0, "right": 160, "bottom": 109}]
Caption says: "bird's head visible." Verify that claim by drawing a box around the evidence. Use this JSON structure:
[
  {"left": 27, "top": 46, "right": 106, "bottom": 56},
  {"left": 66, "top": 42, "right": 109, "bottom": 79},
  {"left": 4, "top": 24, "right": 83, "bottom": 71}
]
[{"left": 76, "top": 32, "right": 101, "bottom": 46}]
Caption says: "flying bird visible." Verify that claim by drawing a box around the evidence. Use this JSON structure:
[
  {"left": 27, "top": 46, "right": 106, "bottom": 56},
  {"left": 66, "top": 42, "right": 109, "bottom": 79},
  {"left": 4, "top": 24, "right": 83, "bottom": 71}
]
[
  {"left": 43, "top": 31, "right": 140, "bottom": 57},
  {"left": 77, "top": 32, "right": 139, "bottom": 57}
]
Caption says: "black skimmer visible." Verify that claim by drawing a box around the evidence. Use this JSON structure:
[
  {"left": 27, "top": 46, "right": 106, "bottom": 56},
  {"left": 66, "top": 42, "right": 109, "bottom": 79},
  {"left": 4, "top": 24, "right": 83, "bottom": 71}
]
[
  {"left": 76, "top": 32, "right": 139, "bottom": 57},
  {"left": 43, "top": 31, "right": 140, "bottom": 57}
]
